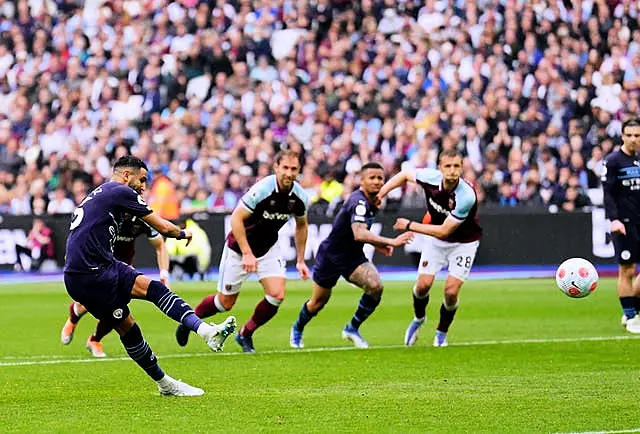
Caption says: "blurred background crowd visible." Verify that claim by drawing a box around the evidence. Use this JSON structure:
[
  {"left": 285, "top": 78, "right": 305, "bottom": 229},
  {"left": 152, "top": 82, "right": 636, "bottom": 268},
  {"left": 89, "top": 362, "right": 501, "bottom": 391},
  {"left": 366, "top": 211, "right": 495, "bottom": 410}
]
[{"left": 0, "top": 0, "right": 637, "bottom": 218}]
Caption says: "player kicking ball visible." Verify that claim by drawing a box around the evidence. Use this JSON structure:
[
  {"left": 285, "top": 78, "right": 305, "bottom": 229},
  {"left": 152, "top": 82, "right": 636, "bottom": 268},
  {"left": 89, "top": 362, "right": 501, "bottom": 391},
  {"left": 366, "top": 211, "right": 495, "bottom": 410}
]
[
  {"left": 64, "top": 156, "right": 236, "bottom": 396},
  {"left": 176, "top": 150, "right": 311, "bottom": 353},
  {"left": 61, "top": 209, "right": 172, "bottom": 358},
  {"left": 377, "top": 149, "right": 482, "bottom": 347},
  {"left": 290, "top": 162, "right": 414, "bottom": 349}
]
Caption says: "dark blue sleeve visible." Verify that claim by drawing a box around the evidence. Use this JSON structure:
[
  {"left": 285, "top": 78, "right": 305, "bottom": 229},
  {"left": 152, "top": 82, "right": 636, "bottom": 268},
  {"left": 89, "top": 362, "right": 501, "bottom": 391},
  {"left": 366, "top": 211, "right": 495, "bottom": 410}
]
[
  {"left": 116, "top": 185, "right": 153, "bottom": 217},
  {"left": 349, "top": 197, "right": 369, "bottom": 224}
]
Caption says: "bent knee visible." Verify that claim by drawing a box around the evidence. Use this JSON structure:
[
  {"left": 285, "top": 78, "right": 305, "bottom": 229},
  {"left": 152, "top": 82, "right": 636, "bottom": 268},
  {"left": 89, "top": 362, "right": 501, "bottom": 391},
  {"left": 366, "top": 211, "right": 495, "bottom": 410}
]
[
  {"left": 416, "top": 275, "right": 435, "bottom": 294},
  {"left": 114, "top": 316, "right": 135, "bottom": 336},
  {"left": 216, "top": 293, "right": 238, "bottom": 311},
  {"left": 620, "top": 264, "right": 636, "bottom": 280},
  {"left": 365, "top": 281, "right": 384, "bottom": 297}
]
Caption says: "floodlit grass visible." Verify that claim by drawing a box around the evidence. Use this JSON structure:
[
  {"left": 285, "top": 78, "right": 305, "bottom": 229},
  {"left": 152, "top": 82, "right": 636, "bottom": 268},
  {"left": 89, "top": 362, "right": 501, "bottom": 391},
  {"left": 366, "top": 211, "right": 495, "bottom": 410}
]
[{"left": 0, "top": 278, "right": 638, "bottom": 433}]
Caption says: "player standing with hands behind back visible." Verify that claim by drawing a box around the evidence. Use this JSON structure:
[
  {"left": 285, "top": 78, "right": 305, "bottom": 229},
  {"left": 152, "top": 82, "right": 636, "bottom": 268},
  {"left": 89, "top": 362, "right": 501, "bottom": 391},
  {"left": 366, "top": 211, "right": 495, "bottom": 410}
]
[
  {"left": 377, "top": 149, "right": 482, "bottom": 347},
  {"left": 602, "top": 118, "right": 640, "bottom": 333}
]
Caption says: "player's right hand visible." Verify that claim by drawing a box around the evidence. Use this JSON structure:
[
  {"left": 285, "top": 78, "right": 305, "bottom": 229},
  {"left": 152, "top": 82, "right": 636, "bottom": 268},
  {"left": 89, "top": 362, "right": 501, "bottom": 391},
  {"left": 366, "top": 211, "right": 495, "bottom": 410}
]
[
  {"left": 376, "top": 245, "right": 394, "bottom": 256},
  {"left": 180, "top": 229, "right": 193, "bottom": 246},
  {"left": 242, "top": 253, "right": 258, "bottom": 273},
  {"left": 392, "top": 232, "right": 414, "bottom": 247},
  {"left": 611, "top": 220, "right": 626, "bottom": 235}
]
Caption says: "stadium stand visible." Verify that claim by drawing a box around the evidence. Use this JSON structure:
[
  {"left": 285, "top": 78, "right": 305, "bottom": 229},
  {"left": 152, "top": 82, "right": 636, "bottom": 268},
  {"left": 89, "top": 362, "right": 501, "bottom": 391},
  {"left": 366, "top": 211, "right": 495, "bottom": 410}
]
[{"left": 0, "top": 0, "right": 636, "bottom": 216}]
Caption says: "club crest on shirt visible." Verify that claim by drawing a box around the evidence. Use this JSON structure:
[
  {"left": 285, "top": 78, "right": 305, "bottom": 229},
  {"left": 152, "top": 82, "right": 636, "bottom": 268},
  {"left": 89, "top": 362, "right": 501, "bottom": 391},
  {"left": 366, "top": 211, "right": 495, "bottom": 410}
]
[
  {"left": 422, "top": 260, "right": 429, "bottom": 268},
  {"left": 448, "top": 197, "right": 456, "bottom": 210},
  {"left": 288, "top": 199, "right": 296, "bottom": 211},
  {"left": 270, "top": 200, "right": 276, "bottom": 206}
]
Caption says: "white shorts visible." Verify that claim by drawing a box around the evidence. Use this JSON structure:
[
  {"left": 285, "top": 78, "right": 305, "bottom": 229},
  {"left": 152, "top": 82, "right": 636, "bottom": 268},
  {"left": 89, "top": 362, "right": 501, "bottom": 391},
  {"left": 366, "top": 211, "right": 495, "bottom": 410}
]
[
  {"left": 418, "top": 236, "right": 480, "bottom": 281},
  {"left": 217, "top": 244, "right": 286, "bottom": 295}
]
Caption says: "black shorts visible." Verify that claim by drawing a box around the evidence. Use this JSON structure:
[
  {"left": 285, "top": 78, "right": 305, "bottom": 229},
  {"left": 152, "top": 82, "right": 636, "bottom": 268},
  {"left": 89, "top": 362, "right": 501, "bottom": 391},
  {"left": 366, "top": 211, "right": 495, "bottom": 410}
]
[
  {"left": 612, "top": 223, "right": 640, "bottom": 265},
  {"left": 64, "top": 260, "right": 141, "bottom": 323},
  {"left": 312, "top": 245, "right": 368, "bottom": 289}
]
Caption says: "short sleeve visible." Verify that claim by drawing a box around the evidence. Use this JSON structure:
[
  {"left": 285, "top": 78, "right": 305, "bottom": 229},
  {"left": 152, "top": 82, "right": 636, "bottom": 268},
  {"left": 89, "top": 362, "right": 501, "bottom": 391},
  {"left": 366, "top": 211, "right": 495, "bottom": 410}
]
[
  {"left": 414, "top": 168, "right": 443, "bottom": 185},
  {"left": 350, "top": 198, "right": 369, "bottom": 224},
  {"left": 450, "top": 184, "right": 476, "bottom": 221},
  {"left": 117, "top": 186, "right": 153, "bottom": 217},
  {"left": 292, "top": 183, "right": 309, "bottom": 217},
  {"left": 241, "top": 176, "right": 275, "bottom": 212}
]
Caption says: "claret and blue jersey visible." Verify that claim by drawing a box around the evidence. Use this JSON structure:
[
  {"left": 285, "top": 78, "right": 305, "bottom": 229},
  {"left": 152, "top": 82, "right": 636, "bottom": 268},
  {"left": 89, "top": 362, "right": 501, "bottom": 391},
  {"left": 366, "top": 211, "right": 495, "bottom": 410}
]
[
  {"left": 413, "top": 168, "right": 482, "bottom": 243},
  {"left": 227, "top": 175, "right": 309, "bottom": 258}
]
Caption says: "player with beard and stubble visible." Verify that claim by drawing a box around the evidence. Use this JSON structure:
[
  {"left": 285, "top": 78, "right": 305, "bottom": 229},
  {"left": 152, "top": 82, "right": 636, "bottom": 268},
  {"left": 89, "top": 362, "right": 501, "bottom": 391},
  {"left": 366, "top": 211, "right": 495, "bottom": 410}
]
[
  {"left": 175, "top": 150, "right": 311, "bottom": 353},
  {"left": 61, "top": 210, "right": 171, "bottom": 358},
  {"left": 289, "top": 162, "right": 414, "bottom": 349},
  {"left": 64, "top": 155, "right": 236, "bottom": 396}
]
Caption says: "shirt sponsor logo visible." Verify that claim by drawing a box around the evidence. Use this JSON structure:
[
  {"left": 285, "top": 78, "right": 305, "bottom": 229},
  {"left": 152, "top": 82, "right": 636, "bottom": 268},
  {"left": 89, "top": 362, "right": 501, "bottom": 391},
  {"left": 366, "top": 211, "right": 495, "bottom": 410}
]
[
  {"left": 428, "top": 198, "right": 451, "bottom": 216},
  {"left": 262, "top": 210, "right": 291, "bottom": 221}
]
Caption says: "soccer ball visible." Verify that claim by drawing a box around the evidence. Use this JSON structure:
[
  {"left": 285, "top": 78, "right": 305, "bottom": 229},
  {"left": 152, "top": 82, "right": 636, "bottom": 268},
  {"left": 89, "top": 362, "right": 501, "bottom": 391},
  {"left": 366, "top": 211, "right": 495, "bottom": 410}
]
[{"left": 555, "top": 258, "right": 599, "bottom": 298}]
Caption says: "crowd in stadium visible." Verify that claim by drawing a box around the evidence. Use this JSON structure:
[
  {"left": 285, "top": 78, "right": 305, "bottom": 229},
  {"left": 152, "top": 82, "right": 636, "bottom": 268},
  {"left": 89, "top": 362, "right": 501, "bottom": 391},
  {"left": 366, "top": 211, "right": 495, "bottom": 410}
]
[{"left": 0, "top": 0, "right": 637, "bottom": 217}]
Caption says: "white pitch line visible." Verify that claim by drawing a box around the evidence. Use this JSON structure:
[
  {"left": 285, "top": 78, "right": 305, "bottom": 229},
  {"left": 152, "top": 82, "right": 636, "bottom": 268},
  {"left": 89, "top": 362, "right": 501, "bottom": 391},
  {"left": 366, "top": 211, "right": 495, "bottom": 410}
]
[
  {"left": 0, "top": 334, "right": 639, "bottom": 368},
  {"left": 554, "top": 428, "right": 640, "bottom": 434}
]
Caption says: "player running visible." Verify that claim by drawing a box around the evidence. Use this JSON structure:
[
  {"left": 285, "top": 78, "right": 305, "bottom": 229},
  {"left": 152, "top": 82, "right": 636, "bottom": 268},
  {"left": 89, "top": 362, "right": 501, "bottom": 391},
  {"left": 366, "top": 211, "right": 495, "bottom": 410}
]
[
  {"left": 290, "top": 162, "right": 414, "bottom": 349},
  {"left": 377, "top": 149, "right": 482, "bottom": 347},
  {"left": 602, "top": 117, "right": 640, "bottom": 333},
  {"left": 175, "top": 150, "right": 310, "bottom": 353},
  {"left": 64, "top": 155, "right": 236, "bottom": 396},
  {"left": 60, "top": 212, "right": 171, "bottom": 358}
]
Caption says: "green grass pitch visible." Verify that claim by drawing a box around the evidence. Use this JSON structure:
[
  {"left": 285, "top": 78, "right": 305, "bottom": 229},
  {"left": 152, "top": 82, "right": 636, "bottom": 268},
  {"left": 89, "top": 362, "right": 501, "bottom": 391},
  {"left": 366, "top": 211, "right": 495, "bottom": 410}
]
[{"left": 0, "top": 278, "right": 639, "bottom": 433}]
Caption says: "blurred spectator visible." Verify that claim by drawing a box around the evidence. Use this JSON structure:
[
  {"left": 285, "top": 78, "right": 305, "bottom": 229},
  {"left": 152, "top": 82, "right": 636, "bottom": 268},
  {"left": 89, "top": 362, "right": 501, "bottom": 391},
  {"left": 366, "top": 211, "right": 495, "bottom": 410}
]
[
  {"left": 206, "top": 174, "right": 237, "bottom": 213},
  {"left": 148, "top": 169, "right": 180, "bottom": 220},
  {"left": 47, "top": 187, "right": 74, "bottom": 215},
  {"left": 0, "top": 0, "right": 636, "bottom": 217},
  {"left": 14, "top": 217, "right": 54, "bottom": 272}
]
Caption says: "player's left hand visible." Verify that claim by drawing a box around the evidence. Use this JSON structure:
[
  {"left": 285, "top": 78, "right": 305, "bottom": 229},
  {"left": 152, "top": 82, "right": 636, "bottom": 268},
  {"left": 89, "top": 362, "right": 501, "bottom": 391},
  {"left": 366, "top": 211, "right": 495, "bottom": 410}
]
[
  {"left": 394, "top": 218, "right": 410, "bottom": 231},
  {"left": 376, "top": 245, "right": 394, "bottom": 256},
  {"left": 296, "top": 261, "right": 310, "bottom": 280},
  {"left": 374, "top": 194, "right": 383, "bottom": 208}
]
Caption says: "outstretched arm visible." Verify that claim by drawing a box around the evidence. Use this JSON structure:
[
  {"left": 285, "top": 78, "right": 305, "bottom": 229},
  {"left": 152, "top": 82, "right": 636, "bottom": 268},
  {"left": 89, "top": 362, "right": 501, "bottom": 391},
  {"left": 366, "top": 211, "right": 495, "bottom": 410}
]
[
  {"left": 142, "top": 212, "right": 192, "bottom": 244},
  {"left": 352, "top": 222, "right": 414, "bottom": 248},
  {"left": 377, "top": 170, "right": 416, "bottom": 202},
  {"left": 394, "top": 217, "right": 461, "bottom": 239}
]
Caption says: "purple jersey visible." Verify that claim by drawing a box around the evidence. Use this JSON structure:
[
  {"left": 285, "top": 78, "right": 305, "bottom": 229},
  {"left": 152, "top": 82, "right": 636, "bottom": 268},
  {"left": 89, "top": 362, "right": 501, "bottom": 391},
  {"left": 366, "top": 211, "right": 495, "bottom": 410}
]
[
  {"left": 227, "top": 175, "right": 309, "bottom": 258},
  {"left": 414, "top": 168, "right": 482, "bottom": 243},
  {"left": 64, "top": 181, "right": 153, "bottom": 272},
  {"left": 113, "top": 214, "right": 160, "bottom": 266},
  {"left": 317, "top": 189, "right": 377, "bottom": 262}
]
